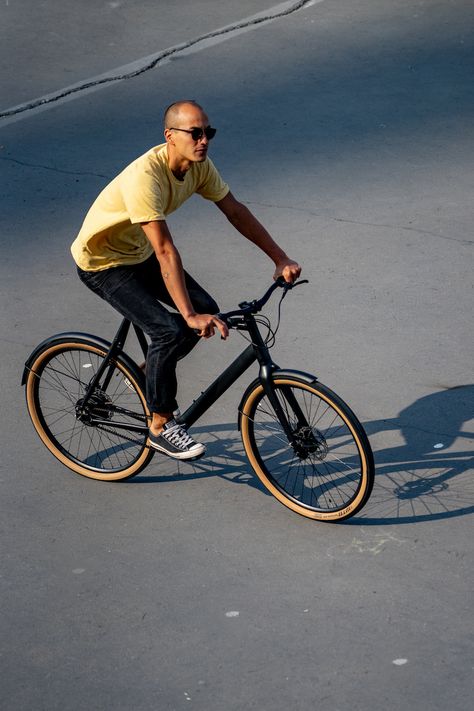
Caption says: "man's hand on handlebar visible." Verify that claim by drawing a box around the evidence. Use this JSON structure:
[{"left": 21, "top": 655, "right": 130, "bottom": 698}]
[
  {"left": 273, "top": 258, "right": 302, "bottom": 284},
  {"left": 186, "top": 313, "right": 229, "bottom": 340}
]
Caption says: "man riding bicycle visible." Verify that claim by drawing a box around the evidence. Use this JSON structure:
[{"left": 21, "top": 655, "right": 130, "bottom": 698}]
[{"left": 71, "top": 100, "right": 301, "bottom": 461}]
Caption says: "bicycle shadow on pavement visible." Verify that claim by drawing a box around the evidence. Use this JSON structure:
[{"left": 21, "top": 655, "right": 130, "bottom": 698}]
[
  {"left": 133, "top": 385, "right": 474, "bottom": 526},
  {"left": 133, "top": 419, "right": 270, "bottom": 495},
  {"left": 351, "top": 384, "right": 474, "bottom": 525}
]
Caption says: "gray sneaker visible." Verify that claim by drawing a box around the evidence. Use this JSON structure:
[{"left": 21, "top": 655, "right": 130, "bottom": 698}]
[{"left": 148, "top": 419, "right": 205, "bottom": 461}]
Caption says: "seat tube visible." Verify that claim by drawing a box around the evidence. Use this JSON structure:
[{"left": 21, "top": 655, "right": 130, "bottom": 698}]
[{"left": 82, "top": 318, "right": 131, "bottom": 405}]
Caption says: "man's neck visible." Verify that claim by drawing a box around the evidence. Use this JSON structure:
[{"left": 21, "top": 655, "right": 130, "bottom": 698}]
[
  {"left": 172, "top": 166, "right": 188, "bottom": 181},
  {"left": 166, "top": 145, "right": 191, "bottom": 181}
]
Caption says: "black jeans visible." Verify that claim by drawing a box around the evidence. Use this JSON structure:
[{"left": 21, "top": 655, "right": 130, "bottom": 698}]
[{"left": 77, "top": 256, "right": 218, "bottom": 413}]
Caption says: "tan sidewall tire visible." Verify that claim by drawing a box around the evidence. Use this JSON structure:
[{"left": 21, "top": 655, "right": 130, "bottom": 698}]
[
  {"left": 25, "top": 341, "right": 152, "bottom": 481},
  {"left": 241, "top": 378, "right": 371, "bottom": 521}
]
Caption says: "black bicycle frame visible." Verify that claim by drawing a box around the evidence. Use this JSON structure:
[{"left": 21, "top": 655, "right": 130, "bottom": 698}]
[
  {"left": 78, "top": 318, "right": 133, "bottom": 411},
  {"left": 180, "top": 343, "right": 257, "bottom": 428},
  {"left": 78, "top": 317, "right": 261, "bottom": 433},
  {"left": 81, "top": 308, "right": 308, "bottom": 446}
]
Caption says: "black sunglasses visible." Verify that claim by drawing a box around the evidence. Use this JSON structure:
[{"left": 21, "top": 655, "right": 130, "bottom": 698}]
[{"left": 170, "top": 126, "right": 217, "bottom": 141}]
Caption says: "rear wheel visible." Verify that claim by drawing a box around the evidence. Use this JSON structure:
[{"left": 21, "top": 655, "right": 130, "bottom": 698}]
[
  {"left": 240, "top": 376, "right": 374, "bottom": 521},
  {"left": 25, "top": 340, "right": 153, "bottom": 480}
]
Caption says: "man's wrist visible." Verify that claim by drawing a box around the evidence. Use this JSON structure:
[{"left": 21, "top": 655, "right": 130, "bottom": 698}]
[{"left": 273, "top": 252, "right": 290, "bottom": 266}]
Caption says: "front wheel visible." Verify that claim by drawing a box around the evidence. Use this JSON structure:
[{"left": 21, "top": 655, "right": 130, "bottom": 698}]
[
  {"left": 24, "top": 339, "right": 154, "bottom": 481},
  {"left": 240, "top": 376, "right": 374, "bottom": 521}
]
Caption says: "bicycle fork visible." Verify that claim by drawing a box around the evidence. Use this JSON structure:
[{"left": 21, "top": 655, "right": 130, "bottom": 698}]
[{"left": 245, "top": 319, "right": 311, "bottom": 453}]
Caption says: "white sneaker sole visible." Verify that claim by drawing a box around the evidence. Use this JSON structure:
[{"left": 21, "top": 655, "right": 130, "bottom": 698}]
[{"left": 148, "top": 438, "right": 205, "bottom": 461}]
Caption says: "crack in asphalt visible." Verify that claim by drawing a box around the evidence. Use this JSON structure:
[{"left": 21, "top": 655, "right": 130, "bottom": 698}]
[
  {"left": 0, "top": 0, "right": 315, "bottom": 120},
  {"left": 245, "top": 200, "right": 474, "bottom": 245},
  {"left": 0, "top": 155, "right": 109, "bottom": 179},
  {"left": 2, "top": 165, "right": 472, "bottom": 249}
]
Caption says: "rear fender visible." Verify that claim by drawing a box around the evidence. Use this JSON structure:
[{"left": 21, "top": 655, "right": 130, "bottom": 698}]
[{"left": 21, "top": 331, "right": 143, "bottom": 389}]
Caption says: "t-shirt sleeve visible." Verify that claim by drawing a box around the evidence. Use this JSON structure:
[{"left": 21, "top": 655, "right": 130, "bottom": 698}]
[
  {"left": 120, "top": 161, "right": 167, "bottom": 223},
  {"left": 196, "top": 158, "right": 230, "bottom": 202}
]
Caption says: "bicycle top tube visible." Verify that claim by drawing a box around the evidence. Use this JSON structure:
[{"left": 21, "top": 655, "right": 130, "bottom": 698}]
[{"left": 217, "top": 277, "right": 308, "bottom": 328}]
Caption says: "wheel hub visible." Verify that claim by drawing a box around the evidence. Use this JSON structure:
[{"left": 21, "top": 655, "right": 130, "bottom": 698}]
[
  {"left": 76, "top": 390, "right": 114, "bottom": 425},
  {"left": 293, "top": 426, "right": 328, "bottom": 461}
]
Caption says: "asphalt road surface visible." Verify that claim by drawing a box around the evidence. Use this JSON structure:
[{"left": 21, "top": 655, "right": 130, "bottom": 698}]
[{"left": 1, "top": 1, "right": 473, "bottom": 709}]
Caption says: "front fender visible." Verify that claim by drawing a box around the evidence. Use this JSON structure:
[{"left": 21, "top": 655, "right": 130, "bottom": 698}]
[{"left": 237, "top": 369, "right": 318, "bottom": 431}]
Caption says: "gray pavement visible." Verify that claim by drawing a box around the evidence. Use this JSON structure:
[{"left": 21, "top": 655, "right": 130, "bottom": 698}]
[{"left": 1, "top": 1, "right": 473, "bottom": 709}]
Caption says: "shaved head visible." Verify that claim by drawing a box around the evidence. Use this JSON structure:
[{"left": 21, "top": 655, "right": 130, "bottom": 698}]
[
  {"left": 163, "top": 100, "right": 213, "bottom": 170},
  {"left": 163, "top": 100, "right": 205, "bottom": 129}
]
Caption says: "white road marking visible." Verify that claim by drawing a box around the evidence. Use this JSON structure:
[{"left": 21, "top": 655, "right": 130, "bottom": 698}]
[{"left": 0, "top": 1, "right": 325, "bottom": 126}]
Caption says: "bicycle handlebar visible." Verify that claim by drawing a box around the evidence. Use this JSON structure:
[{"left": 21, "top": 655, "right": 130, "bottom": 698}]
[{"left": 218, "top": 278, "right": 308, "bottom": 327}]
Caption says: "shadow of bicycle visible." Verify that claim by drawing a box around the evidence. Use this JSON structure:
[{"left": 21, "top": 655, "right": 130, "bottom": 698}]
[
  {"left": 133, "top": 418, "right": 269, "bottom": 494},
  {"left": 134, "top": 385, "right": 474, "bottom": 525},
  {"left": 350, "top": 383, "right": 474, "bottom": 525}
]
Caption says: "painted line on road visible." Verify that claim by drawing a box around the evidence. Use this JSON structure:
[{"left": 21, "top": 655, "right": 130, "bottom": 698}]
[{"left": 0, "top": 0, "right": 325, "bottom": 126}]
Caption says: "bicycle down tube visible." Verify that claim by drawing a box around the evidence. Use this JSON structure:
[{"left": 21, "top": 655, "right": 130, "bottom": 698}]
[{"left": 179, "top": 343, "right": 257, "bottom": 428}]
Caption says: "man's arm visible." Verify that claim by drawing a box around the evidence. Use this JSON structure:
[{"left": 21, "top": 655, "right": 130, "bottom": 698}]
[
  {"left": 141, "top": 220, "right": 228, "bottom": 339},
  {"left": 215, "top": 192, "right": 301, "bottom": 283}
]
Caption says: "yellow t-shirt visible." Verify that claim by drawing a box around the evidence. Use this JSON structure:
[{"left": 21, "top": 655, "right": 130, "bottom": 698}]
[{"left": 71, "top": 143, "right": 229, "bottom": 271}]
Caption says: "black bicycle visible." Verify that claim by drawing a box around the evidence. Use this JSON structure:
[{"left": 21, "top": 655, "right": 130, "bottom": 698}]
[{"left": 22, "top": 279, "right": 374, "bottom": 522}]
